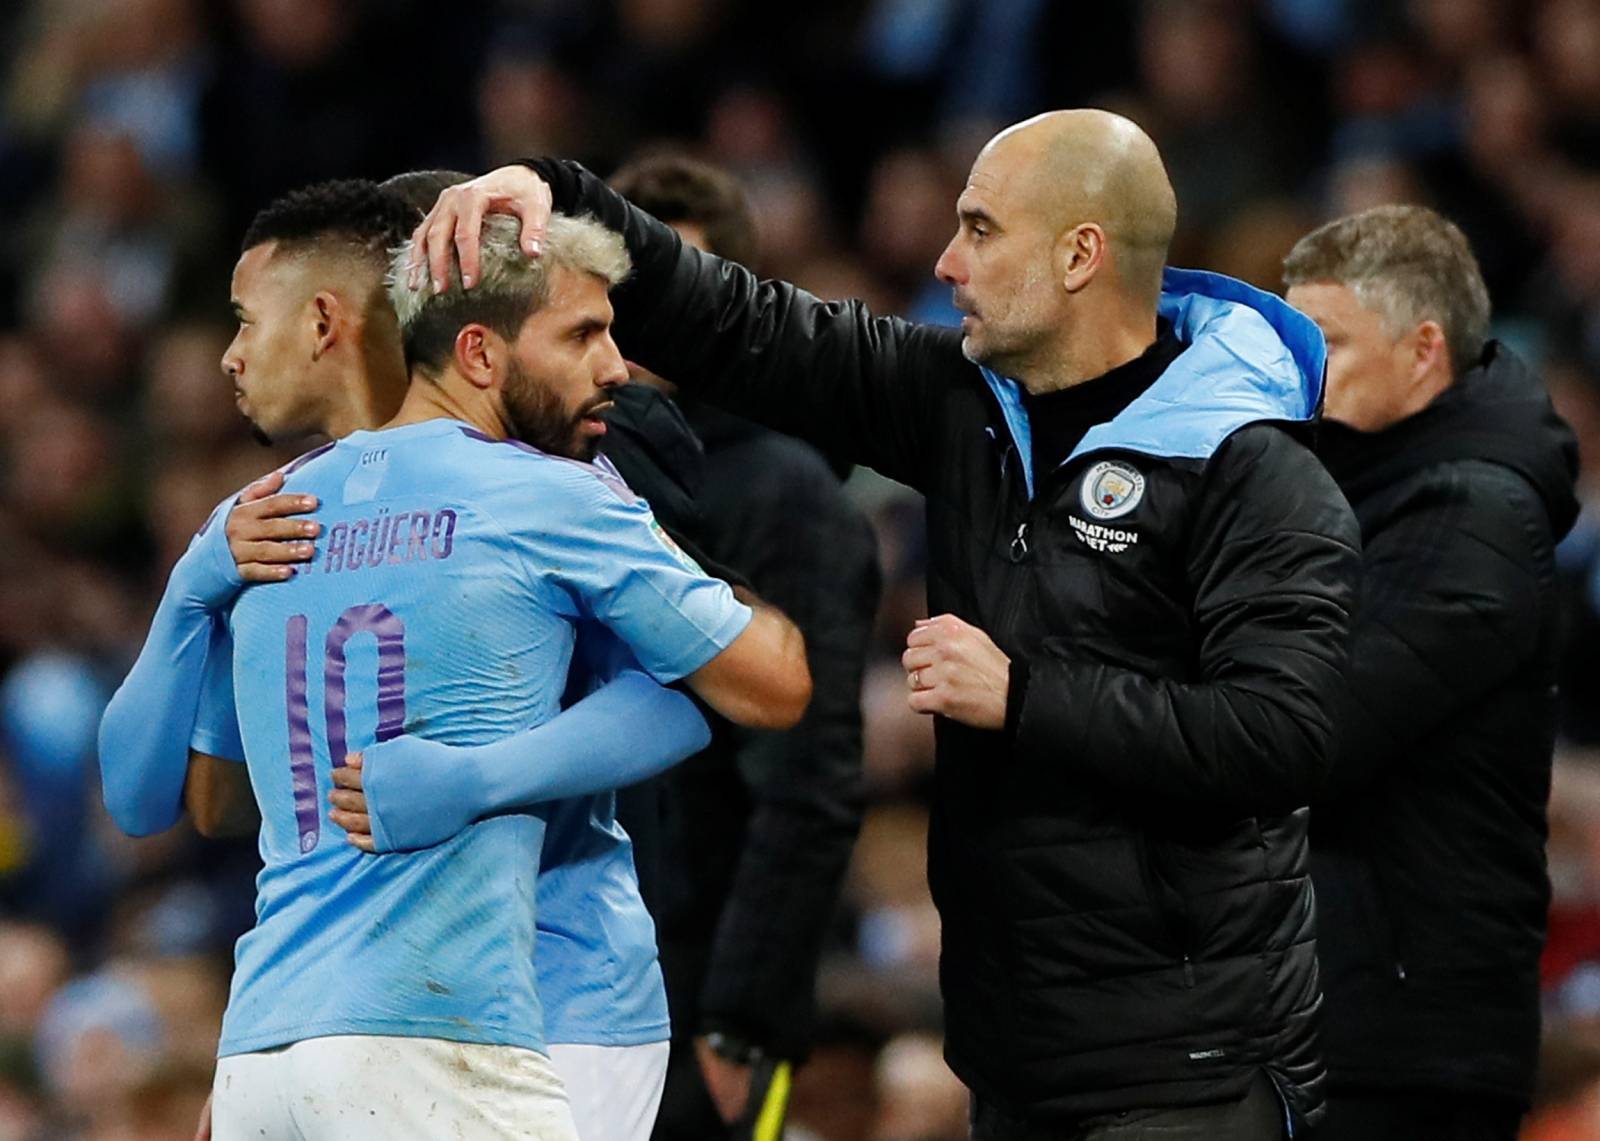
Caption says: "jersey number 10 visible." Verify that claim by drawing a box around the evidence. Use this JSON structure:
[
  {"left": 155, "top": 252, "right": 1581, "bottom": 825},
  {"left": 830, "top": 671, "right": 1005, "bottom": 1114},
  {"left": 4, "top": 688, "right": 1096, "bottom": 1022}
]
[{"left": 284, "top": 604, "right": 406, "bottom": 853}]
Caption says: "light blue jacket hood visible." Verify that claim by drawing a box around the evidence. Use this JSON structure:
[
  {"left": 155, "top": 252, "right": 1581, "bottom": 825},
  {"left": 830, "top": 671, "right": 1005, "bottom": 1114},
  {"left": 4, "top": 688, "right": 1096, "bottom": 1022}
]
[{"left": 980, "top": 267, "right": 1327, "bottom": 499}]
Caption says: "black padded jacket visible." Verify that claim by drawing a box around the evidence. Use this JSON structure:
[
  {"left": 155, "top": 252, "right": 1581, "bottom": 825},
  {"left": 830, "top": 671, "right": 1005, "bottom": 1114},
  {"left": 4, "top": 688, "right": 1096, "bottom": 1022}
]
[
  {"left": 1312, "top": 343, "right": 1579, "bottom": 1108},
  {"left": 530, "top": 158, "right": 1361, "bottom": 1129}
]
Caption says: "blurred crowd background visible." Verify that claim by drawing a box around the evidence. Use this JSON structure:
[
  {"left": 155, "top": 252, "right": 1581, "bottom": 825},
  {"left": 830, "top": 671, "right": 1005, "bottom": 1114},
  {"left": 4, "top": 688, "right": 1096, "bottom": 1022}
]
[{"left": 4, "top": 0, "right": 1600, "bottom": 1138}]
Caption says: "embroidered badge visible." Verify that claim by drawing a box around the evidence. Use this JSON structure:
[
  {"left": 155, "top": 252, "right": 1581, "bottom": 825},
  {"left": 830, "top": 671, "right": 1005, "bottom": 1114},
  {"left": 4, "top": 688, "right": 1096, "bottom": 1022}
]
[
  {"left": 1080, "top": 460, "right": 1146, "bottom": 520},
  {"left": 650, "top": 518, "right": 704, "bottom": 574}
]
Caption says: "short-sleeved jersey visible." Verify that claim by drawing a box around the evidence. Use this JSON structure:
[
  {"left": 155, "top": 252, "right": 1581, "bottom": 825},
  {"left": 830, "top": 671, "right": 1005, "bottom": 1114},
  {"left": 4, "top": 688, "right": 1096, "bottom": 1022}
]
[{"left": 214, "top": 418, "right": 749, "bottom": 1057}]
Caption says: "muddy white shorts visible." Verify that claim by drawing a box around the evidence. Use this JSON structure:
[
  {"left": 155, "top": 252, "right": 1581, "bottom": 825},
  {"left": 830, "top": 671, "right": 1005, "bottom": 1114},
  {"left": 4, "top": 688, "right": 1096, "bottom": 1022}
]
[
  {"left": 546, "top": 1040, "right": 670, "bottom": 1141},
  {"left": 211, "top": 1034, "right": 579, "bottom": 1140}
]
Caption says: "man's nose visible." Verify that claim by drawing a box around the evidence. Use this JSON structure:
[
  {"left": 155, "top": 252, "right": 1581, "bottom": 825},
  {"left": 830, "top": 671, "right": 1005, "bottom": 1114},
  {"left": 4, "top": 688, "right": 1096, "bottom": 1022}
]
[
  {"left": 597, "top": 336, "right": 628, "bottom": 388},
  {"left": 934, "top": 240, "right": 964, "bottom": 285}
]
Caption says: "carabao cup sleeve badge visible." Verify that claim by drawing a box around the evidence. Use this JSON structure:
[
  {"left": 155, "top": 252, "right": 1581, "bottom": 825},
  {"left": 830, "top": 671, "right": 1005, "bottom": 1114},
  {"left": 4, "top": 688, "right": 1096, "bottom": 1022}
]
[{"left": 1080, "top": 460, "right": 1146, "bottom": 520}]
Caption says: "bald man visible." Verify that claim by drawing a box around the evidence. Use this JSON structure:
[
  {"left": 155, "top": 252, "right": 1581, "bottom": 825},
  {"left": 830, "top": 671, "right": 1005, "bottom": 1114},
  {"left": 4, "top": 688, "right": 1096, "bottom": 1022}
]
[{"left": 411, "top": 110, "right": 1360, "bottom": 1140}]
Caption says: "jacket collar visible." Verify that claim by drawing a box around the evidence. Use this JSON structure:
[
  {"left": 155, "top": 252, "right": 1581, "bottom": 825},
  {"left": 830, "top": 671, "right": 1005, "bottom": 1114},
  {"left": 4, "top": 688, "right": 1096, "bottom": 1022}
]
[
  {"left": 1320, "top": 341, "right": 1579, "bottom": 538},
  {"left": 981, "top": 267, "right": 1326, "bottom": 499}
]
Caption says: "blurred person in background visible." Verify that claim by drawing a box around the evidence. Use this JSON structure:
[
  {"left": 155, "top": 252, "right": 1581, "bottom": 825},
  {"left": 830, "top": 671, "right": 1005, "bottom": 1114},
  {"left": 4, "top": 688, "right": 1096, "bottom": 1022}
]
[
  {"left": 1542, "top": 755, "right": 1600, "bottom": 1043},
  {"left": 836, "top": 804, "right": 941, "bottom": 1025},
  {"left": 606, "top": 152, "right": 878, "bottom": 1141},
  {"left": 35, "top": 970, "right": 166, "bottom": 1134},
  {"left": 1131, "top": 0, "right": 1313, "bottom": 263},
  {"left": 196, "top": 0, "right": 481, "bottom": 242},
  {"left": 871, "top": 1032, "right": 968, "bottom": 1141},
  {"left": 418, "top": 106, "right": 1360, "bottom": 1139},
  {"left": 0, "top": 923, "right": 68, "bottom": 1042},
  {"left": 1522, "top": 1025, "right": 1600, "bottom": 1141},
  {"left": 1546, "top": 361, "right": 1600, "bottom": 746},
  {"left": 856, "top": 146, "right": 966, "bottom": 325},
  {"left": 1285, "top": 205, "right": 1579, "bottom": 1141}
]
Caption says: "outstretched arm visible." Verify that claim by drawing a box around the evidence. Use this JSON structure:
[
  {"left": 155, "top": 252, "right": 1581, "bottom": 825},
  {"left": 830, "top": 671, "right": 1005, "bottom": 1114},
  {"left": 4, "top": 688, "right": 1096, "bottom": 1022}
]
[
  {"left": 101, "top": 475, "right": 318, "bottom": 836},
  {"left": 329, "top": 666, "right": 711, "bottom": 853},
  {"left": 410, "top": 163, "right": 956, "bottom": 490},
  {"left": 99, "top": 503, "right": 245, "bottom": 836}
]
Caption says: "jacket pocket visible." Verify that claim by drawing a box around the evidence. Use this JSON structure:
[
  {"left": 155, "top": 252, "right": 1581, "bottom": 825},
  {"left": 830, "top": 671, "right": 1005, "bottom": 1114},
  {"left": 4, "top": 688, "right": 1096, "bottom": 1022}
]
[{"left": 1135, "top": 834, "right": 1196, "bottom": 986}]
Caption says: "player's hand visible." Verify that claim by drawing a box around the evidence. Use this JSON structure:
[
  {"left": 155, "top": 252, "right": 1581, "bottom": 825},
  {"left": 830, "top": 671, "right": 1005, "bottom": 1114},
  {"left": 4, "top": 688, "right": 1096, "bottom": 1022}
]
[
  {"left": 329, "top": 753, "right": 374, "bottom": 853},
  {"left": 695, "top": 1036, "right": 753, "bottom": 1125},
  {"left": 335, "top": 736, "right": 476, "bottom": 853},
  {"left": 901, "top": 614, "right": 1010, "bottom": 731},
  {"left": 407, "top": 165, "right": 552, "bottom": 295},
  {"left": 227, "top": 470, "right": 320, "bottom": 583},
  {"left": 194, "top": 1090, "right": 212, "bottom": 1140}
]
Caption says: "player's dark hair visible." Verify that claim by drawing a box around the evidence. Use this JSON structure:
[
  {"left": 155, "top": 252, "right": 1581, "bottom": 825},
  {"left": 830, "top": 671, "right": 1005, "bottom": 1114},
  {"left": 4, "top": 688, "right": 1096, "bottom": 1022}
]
[
  {"left": 241, "top": 179, "right": 415, "bottom": 267},
  {"left": 608, "top": 152, "right": 758, "bottom": 268},
  {"left": 379, "top": 169, "right": 474, "bottom": 220}
]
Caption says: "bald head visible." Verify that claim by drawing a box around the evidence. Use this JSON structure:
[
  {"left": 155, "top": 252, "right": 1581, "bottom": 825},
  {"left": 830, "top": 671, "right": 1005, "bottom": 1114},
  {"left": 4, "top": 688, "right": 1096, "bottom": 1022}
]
[
  {"left": 935, "top": 109, "right": 1178, "bottom": 389},
  {"left": 979, "top": 110, "right": 1176, "bottom": 304}
]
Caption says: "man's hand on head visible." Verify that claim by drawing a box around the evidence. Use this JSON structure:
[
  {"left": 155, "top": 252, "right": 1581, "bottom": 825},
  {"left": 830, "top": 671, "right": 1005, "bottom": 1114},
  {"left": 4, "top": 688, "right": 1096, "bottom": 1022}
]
[
  {"left": 408, "top": 165, "right": 553, "bottom": 296},
  {"left": 902, "top": 614, "right": 1010, "bottom": 731},
  {"left": 227, "top": 470, "right": 319, "bottom": 582}
]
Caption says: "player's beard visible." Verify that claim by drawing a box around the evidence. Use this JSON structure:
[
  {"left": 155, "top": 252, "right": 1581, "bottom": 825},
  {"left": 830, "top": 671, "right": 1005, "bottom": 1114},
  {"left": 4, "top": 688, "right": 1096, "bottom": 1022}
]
[{"left": 503, "top": 357, "right": 603, "bottom": 461}]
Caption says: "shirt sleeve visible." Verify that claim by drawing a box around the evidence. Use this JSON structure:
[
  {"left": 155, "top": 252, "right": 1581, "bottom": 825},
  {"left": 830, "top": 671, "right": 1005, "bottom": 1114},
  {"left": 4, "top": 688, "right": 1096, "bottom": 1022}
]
[
  {"left": 189, "top": 620, "right": 245, "bottom": 762},
  {"left": 98, "top": 494, "right": 246, "bottom": 836},
  {"left": 501, "top": 462, "right": 753, "bottom": 683}
]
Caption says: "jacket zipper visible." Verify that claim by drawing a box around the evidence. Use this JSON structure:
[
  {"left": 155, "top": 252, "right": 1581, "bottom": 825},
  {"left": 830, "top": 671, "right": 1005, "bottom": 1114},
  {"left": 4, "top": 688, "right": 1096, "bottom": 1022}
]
[
  {"left": 990, "top": 437, "right": 1033, "bottom": 641},
  {"left": 1009, "top": 520, "right": 1030, "bottom": 562},
  {"left": 996, "top": 433, "right": 1198, "bottom": 986}
]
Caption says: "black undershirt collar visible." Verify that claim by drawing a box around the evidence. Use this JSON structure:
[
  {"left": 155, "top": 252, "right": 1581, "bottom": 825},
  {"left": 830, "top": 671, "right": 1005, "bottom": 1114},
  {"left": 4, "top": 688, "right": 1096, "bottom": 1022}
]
[{"left": 1021, "top": 318, "right": 1185, "bottom": 480}]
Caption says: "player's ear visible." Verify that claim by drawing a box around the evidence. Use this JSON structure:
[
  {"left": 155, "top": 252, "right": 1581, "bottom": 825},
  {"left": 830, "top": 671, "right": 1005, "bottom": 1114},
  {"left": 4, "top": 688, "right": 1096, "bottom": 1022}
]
[
  {"left": 1410, "top": 319, "right": 1448, "bottom": 384},
  {"left": 1059, "top": 222, "right": 1106, "bottom": 294},
  {"left": 453, "top": 324, "right": 499, "bottom": 391},
  {"left": 310, "top": 292, "right": 340, "bottom": 361}
]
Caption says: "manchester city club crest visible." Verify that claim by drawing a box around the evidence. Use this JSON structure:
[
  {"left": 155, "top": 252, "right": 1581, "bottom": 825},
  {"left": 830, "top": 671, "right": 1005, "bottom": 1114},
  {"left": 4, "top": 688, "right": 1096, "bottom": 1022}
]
[{"left": 1080, "top": 460, "right": 1146, "bottom": 520}]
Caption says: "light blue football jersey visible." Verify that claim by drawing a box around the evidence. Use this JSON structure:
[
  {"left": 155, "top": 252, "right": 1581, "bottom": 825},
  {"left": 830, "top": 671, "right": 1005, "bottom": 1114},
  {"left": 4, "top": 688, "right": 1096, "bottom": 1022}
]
[
  {"left": 535, "top": 626, "right": 671, "bottom": 1047},
  {"left": 209, "top": 418, "right": 749, "bottom": 1057},
  {"left": 198, "top": 617, "right": 678, "bottom": 1049},
  {"left": 537, "top": 792, "right": 669, "bottom": 1046}
]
